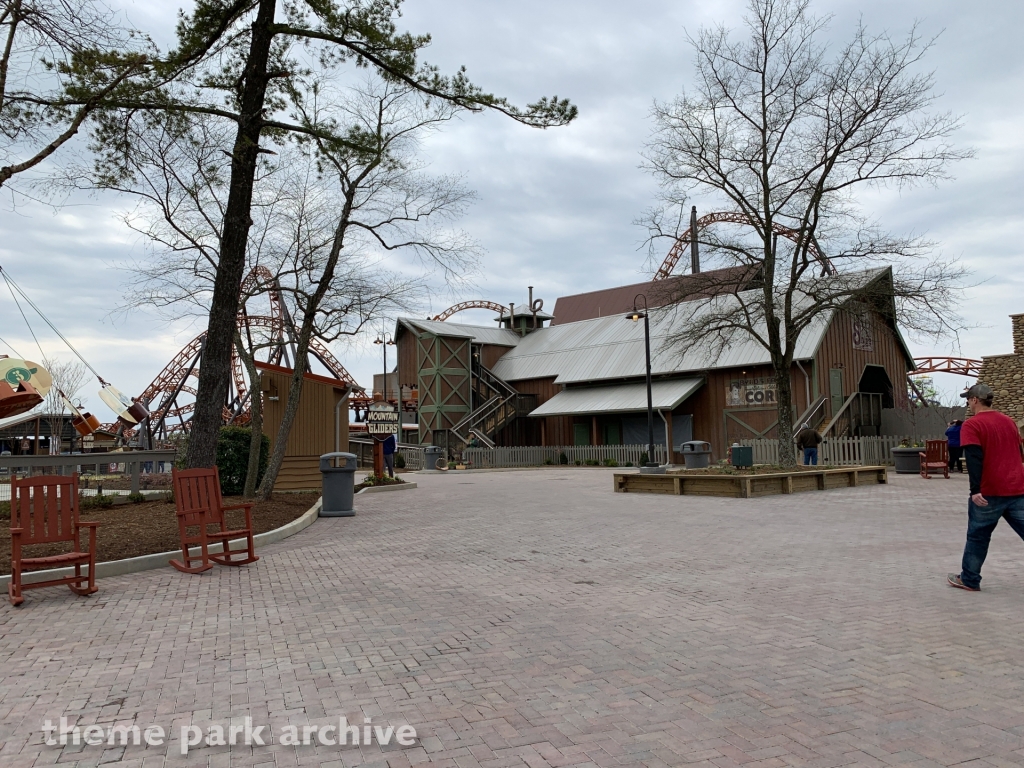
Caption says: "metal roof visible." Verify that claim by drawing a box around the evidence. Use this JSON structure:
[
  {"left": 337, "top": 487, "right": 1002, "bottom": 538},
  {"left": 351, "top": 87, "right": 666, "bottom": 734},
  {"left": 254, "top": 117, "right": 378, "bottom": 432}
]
[
  {"left": 492, "top": 288, "right": 833, "bottom": 384},
  {"left": 550, "top": 265, "right": 761, "bottom": 325},
  {"left": 398, "top": 318, "right": 522, "bottom": 347},
  {"left": 530, "top": 378, "right": 704, "bottom": 417}
]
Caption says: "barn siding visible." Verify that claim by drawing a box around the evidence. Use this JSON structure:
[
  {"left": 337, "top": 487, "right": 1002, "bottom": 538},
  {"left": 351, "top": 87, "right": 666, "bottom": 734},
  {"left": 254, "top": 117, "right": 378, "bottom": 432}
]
[{"left": 257, "top": 363, "right": 349, "bottom": 491}]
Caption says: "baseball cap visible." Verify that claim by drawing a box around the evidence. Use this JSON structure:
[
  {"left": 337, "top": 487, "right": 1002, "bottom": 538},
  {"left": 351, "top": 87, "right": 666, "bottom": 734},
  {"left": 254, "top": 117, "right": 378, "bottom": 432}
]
[{"left": 960, "top": 383, "right": 994, "bottom": 400}]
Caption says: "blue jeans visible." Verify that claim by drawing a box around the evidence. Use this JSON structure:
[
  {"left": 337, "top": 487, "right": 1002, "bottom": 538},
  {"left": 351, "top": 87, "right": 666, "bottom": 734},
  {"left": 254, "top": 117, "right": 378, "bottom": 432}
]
[
  {"left": 803, "top": 447, "right": 818, "bottom": 466},
  {"left": 960, "top": 495, "right": 1024, "bottom": 589}
]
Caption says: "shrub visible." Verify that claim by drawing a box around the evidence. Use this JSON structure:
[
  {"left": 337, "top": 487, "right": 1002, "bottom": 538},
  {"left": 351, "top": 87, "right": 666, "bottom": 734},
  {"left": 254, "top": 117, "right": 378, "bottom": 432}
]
[
  {"left": 584, "top": 458, "right": 600, "bottom": 466},
  {"left": 640, "top": 452, "right": 649, "bottom": 465},
  {"left": 128, "top": 492, "right": 146, "bottom": 504},
  {"left": 0, "top": 500, "right": 9, "bottom": 520},
  {"left": 80, "top": 494, "right": 116, "bottom": 510},
  {"left": 394, "top": 452, "right": 406, "bottom": 469},
  {"left": 216, "top": 427, "right": 269, "bottom": 496},
  {"left": 543, "top": 458, "right": 553, "bottom": 465},
  {"left": 625, "top": 462, "right": 634, "bottom": 467},
  {"left": 559, "top": 452, "right": 568, "bottom": 465},
  {"left": 602, "top": 458, "right": 619, "bottom": 467}
]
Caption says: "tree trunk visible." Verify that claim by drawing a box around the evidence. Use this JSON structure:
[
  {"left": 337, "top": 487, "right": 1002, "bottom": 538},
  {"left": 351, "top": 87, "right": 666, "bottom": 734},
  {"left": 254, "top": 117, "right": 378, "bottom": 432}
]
[
  {"left": 256, "top": 354, "right": 307, "bottom": 500},
  {"left": 775, "top": 362, "right": 797, "bottom": 467},
  {"left": 234, "top": 336, "right": 264, "bottom": 498},
  {"left": 185, "top": 0, "right": 278, "bottom": 469}
]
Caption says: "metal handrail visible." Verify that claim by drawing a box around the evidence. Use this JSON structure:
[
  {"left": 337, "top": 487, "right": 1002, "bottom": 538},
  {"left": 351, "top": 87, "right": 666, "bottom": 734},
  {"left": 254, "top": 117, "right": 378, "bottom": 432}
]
[
  {"left": 820, "top": 392, "right": 861, "bottom": 438},
  {"left": 793, "top": 395, "right": 827, "bottom": 431}
]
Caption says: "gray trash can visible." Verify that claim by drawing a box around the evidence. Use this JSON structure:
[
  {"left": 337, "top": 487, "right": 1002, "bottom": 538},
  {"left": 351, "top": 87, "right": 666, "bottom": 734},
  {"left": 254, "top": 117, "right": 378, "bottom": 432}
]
[
  {"left": 423, "top": 445, "right": 446, "bottom": 472},
  {"left": 320, "top": 452, "right": 357, "bottom": 517},
  {"left": 680, "top": 440, "right": 712, "bottom": 469}
]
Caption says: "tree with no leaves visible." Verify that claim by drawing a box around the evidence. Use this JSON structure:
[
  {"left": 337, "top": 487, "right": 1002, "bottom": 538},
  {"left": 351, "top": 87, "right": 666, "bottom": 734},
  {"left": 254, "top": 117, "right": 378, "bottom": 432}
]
[
  {"left": 40, "top": 355, "right": 87, "bottom": 453},
  {"left": 641, "top": 0, "right": 969, "bottom": 466},
  {"left": 87, "top": 0, "right": 576, "bottom": 471}
]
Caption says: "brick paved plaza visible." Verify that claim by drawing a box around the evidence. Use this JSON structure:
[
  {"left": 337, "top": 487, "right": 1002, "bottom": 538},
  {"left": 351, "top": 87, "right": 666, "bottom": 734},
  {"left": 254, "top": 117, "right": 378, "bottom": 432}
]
[{"left": 4, "top": 469, "right": 1024, "bottom": 767}]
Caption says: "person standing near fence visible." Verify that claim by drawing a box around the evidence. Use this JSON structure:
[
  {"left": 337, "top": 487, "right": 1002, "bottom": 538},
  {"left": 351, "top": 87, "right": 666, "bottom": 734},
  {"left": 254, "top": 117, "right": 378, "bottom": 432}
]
[
  {"left": 946, "top": 419, "right": 964, "bottom": 473},
  {"left": 948, "top": 384, "right": 1024, "bottom": 591},
  {"left": 382, "top": 432, "right": 397, "bottom": 478},
  {"left": 796, "top": 422, "right": 822, "bottom": 466}
]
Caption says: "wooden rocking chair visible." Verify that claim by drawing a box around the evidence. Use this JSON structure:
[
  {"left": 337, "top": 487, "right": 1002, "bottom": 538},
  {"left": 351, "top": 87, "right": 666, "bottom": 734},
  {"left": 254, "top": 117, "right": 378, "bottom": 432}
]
[
  {"left": 919, "top": 439, "right": 949, "bottom": 479},
  {"left": 170, "top": 467, "right": 259, "bottom": 573},
  {"left": 8, "top": 474, "right": 100, "bottom": 606}
]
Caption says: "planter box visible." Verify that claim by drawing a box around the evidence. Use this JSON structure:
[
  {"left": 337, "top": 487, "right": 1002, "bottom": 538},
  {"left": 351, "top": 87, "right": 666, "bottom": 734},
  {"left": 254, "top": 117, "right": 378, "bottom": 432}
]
[
  {"left": 613, "top": 466, "right": 888, "bottom": 497},
  {"left": 890, "top": 446, "right": 924, "bottom": 474}
]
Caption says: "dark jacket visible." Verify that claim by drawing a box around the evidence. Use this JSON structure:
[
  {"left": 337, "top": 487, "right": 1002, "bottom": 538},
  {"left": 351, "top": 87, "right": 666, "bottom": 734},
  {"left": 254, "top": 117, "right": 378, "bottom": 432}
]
[
  {"left": 796, "top": 428, "right": 822, "bottom": 450},
  {"left": 382, "top": 434, "right": 397, "bottom": 455}
]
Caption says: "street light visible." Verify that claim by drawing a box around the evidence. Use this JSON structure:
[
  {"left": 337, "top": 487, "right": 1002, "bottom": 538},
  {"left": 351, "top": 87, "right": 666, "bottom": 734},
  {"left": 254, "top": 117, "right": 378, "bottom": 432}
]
[
  {"left": 373, "top": 332, "right": 396, "bottom": 402},
  {"left": 626, "top": 294, "right": 657, "bottom": 468}
]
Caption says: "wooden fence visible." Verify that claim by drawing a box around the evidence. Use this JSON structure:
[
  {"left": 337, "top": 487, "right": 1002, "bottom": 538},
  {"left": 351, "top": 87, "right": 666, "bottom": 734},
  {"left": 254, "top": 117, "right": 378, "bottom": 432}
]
[{"left": 739, "top": 436, "right": 940, "bottom": 466}]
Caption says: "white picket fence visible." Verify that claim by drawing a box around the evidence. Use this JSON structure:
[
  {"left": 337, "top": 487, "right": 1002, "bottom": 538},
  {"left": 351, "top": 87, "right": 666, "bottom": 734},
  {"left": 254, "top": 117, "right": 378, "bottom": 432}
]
[
  {"left": 462, "top": 444, "right": 667, "bottom": 469},
  {"left": 739, "top": 436, "right": 939, "bottom": 466}
]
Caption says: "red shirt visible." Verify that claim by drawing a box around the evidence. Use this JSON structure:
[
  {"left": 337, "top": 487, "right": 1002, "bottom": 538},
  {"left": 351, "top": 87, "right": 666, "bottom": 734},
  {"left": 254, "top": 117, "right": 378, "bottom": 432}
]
[{"left": 959, "top": 410, "right": 1024, "bottom": 496}]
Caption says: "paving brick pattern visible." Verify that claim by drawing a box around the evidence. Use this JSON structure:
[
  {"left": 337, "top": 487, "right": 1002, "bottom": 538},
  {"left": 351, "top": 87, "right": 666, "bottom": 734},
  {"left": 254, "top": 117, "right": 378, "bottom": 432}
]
[{"left": 3, "top": 469, "right": 1024, "bottom": 767}]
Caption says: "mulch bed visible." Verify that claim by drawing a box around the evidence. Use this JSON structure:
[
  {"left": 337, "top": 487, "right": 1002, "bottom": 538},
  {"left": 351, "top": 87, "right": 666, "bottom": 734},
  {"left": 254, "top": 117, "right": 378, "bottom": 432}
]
[{"left": 0, "top": 493, "right": 319, "bottom": 575}]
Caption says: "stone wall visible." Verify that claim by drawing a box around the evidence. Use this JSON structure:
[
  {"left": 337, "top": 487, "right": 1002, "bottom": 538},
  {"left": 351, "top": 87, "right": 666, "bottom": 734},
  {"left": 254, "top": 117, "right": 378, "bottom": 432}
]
[{"left": 978, "top": 313, "right": 1024, "bottom": 429}]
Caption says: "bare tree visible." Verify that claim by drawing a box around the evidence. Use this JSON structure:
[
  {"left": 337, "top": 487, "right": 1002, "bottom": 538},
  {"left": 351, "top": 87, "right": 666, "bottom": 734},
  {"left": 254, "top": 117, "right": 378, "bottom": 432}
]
[
  {"left": 0, "top": 0, "right": 145, "bottom": 192},
  {"left": 40, "top": 355, "right": 86, "bottom": 453},
  {"left": 640, "top": 0, "right": 970, "bottom": 466}
]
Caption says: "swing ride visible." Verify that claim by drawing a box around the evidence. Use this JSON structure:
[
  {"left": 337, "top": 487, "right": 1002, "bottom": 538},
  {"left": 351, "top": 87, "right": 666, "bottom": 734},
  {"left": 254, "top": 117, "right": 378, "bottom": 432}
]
[{"left": 0, "top": 263, "right": 365, "bottom": 449}]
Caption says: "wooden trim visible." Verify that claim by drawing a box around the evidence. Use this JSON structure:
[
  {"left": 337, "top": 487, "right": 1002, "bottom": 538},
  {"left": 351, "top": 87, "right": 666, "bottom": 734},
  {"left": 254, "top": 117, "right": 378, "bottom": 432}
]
[{"left": 254, "top": 361, "right": 350, "bottom": 389}]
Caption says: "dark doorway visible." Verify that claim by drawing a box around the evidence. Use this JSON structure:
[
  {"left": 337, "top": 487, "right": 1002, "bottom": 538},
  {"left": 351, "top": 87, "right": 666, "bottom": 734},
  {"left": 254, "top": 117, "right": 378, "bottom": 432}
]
[{"left": 859, "top": 365, "right": 894, "bottom": 408}]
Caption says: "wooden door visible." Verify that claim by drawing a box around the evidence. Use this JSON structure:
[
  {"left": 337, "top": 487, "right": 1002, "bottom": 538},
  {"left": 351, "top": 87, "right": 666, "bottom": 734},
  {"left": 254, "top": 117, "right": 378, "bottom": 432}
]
[
  {"left": 573, "top": 423, "right": 590, "bottom": 445},
  {"left": 829, "top": 368, "right": 844, "bottom": 416}
]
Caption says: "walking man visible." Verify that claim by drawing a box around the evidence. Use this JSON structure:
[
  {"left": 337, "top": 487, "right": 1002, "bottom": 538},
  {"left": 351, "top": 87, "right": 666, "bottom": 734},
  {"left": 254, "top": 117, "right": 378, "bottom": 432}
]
[
  {"left": 382, "top": 432, "right": 398, "bottom": 479},
  {"left": 796, "top": 422, "right": 822, "bottom": 466},
  {"left": 948, "top": 383, "right": 1024, "bottom": 591}
]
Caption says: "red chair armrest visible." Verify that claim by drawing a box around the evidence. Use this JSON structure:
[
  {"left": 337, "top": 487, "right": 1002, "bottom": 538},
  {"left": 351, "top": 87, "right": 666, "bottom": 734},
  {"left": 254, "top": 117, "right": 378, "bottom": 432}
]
[
  {"left": 176, "top": 506, "right": 211, "bottom": 517},
  {"left": 10, "top": 528, "right": 24, "bottom": 536},
  {"left": 78, "top": 521, "right": 102, "bottom": 527},
  {"left": 221, "top": 503, "right": 253, "bottom": 512}
]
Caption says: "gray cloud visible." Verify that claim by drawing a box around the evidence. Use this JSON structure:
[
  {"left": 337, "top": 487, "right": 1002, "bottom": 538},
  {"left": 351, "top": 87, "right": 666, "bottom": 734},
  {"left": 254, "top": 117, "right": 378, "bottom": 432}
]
[{"left": 0, "top": 0, "right": 1018, "bottom": 413}]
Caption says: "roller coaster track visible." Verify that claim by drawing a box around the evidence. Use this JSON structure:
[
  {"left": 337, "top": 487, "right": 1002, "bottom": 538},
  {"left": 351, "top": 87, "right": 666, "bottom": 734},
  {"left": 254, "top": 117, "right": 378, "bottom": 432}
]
[
  {"left": 910, "top": 357, "right": 983, "bottom": 377},
  {"left": 433, "top": 300, "right": 507, "bottom": 321},
  {"left": 133, "top": 268, "right": 364, "bottom": 438},
  {"left": 653, "top": 211, "right": 835, "bottom": 280}
]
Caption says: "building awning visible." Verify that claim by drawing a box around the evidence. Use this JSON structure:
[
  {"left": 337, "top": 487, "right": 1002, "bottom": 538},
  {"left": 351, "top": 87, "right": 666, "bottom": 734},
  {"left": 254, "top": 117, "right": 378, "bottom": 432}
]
[{"left": 529, "top": 378, "right": 704, "bottom": 417}]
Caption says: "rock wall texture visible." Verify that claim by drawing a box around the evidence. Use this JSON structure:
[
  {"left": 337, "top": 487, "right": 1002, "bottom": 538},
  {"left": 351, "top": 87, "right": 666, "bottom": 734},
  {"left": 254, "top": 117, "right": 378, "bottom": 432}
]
[{"left": 978, "top": 314, "right": 1024, "bottom": 428}]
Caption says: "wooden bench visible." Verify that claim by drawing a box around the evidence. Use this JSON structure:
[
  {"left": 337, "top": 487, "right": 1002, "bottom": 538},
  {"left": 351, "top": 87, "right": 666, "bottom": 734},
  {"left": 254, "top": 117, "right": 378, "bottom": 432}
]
[
  {"left": 8, "top": 474, "right": 100, "bottom": 606},
  {"left": 170, "top": 467, "right": 259, "bottom": 573},
  {"left": 919, "top": 439, "right": 949, "bottom": 479}
]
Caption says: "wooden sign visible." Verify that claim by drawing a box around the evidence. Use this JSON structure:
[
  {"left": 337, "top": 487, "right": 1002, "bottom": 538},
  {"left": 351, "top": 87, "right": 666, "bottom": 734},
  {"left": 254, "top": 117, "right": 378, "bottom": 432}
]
[{"left": 367, "top": 404, "right": 399, "bottom": 440}]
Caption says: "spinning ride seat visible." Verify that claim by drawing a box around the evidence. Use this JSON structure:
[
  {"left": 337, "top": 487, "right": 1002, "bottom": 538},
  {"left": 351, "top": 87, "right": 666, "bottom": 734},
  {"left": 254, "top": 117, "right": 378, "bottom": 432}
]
[{"left": 0, "top": 379, "right": 42, "bottom": 419}]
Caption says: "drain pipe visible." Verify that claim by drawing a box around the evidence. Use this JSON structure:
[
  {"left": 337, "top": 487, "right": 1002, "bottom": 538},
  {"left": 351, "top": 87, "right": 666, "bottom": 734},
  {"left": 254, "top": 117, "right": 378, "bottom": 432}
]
[{"left": 658, "top": 409, "right": 672, "bottom": 466}]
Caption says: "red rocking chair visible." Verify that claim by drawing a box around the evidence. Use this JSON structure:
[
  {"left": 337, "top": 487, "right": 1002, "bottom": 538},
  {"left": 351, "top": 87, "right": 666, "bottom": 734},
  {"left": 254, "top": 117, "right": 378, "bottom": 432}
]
[
  {"left": 919, "top": 439, "right": 950, "bottom": 479},
  {"left": 8, "top": 474, "right": 100, "bottom": 606},
  {"left": 170, "top": 467, "right": 259, "bottom": 573}
]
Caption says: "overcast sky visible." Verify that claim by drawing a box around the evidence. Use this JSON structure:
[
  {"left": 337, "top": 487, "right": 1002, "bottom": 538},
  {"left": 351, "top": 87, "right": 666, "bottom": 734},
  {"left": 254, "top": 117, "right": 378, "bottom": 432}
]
[{"left": 1, "top": 0, "right": 1021, "bottom": 415}]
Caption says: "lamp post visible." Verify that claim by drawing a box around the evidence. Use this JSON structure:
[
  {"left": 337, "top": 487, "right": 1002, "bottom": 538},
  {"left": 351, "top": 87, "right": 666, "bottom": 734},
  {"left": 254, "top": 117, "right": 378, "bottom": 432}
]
[
  {"left": 626, "top": 295, "right": 657, "bottom": 468},
  {"left": 373, "top": 332, "right": 396, "bottom": 402}
]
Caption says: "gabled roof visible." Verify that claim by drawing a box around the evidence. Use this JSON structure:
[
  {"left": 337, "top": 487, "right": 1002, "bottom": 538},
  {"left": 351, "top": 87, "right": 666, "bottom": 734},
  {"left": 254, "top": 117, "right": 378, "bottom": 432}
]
[
  {"left": 397, "top": 318, "right": 522, "bottom": 348},
  {"left": 493, "top": 269, "right": 895, "bottom": 385}
]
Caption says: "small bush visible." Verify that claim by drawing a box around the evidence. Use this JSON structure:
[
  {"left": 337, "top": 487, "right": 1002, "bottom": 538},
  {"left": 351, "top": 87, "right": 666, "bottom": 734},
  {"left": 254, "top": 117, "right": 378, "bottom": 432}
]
[
  {"left": 559, "top": 452, "right": 568, "bottom": 465},
  {"left": 128, "top": 492, "right": 146, "bottom": 504},
  {"left": 602, "top": 458, "right": 619, "bottom": 467},
  {"left": 625, "top": 462, "right": 634, "bottom": 467},
  {"left": 0, "top": 500, "right": 9, "bottom": 520},
  {"left": 574, "top": 460, "right": 582, "bottom": 466},
  {"left": 640, "top": 452, "right": 649, "bottom": 465},
  {"left": 394, "top": 452, "right": 406, "bottom": 469},
  {"left": 80, "top": 494, "right": 116, "bottom": 510},
  {"left": 543, "top": 458, "right": 553, "bottom": 465},
  {"left": 584, "top": 458, "right": 600, "bottom": 466},
  {"left": 216, "top": 426, "right": 269, "bottom": 496}
]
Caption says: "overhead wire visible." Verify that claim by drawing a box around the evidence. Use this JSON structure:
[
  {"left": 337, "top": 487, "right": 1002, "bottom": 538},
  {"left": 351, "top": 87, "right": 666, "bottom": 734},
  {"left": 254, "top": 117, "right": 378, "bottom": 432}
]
[{"left": 0, "top": 265, "right": 107, "bottom": 383}]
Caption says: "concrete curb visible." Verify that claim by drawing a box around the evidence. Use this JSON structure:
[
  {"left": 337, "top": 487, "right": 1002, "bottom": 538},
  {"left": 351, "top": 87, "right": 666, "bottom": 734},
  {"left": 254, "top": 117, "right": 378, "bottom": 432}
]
[
  {"left": 356, "top": 481, "right": 417, "bottom": 495},
  {"left": 0, "top": 497, "right": 323, "bottom": 589}
]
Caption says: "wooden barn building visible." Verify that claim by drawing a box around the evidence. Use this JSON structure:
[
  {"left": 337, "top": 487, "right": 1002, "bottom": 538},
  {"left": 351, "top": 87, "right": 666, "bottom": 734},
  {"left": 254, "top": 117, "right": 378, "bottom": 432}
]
[{"left": 393, "top": 267, "right": 914, "bottom": 462}]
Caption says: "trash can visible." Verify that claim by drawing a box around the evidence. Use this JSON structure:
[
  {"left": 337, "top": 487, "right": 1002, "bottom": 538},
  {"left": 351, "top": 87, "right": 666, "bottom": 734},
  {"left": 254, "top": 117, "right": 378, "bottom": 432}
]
[
  {"left": 320, "top": 452, "right": 357, "bottom": 517},
  {"left": 680, "top": 440, "right": 712, "bottom": 469},
  {"left": 423, "top": 445, "right": 446, "bottom": 472},
  {"left": 731, "top": 444, "right": 753, "bottom": 468}
]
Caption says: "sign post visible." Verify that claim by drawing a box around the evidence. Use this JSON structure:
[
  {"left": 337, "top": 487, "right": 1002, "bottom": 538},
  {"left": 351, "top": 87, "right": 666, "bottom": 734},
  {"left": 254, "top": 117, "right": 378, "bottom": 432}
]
[{"left": 366, "top": 403, "right": 399, "bottom": 478}]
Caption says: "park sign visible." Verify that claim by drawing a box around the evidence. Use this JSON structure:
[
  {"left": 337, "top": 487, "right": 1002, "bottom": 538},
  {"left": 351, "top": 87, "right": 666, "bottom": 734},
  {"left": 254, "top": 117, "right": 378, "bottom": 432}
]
[{"left": 367, "top": 403, "right": 399, "bottom": 440}]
